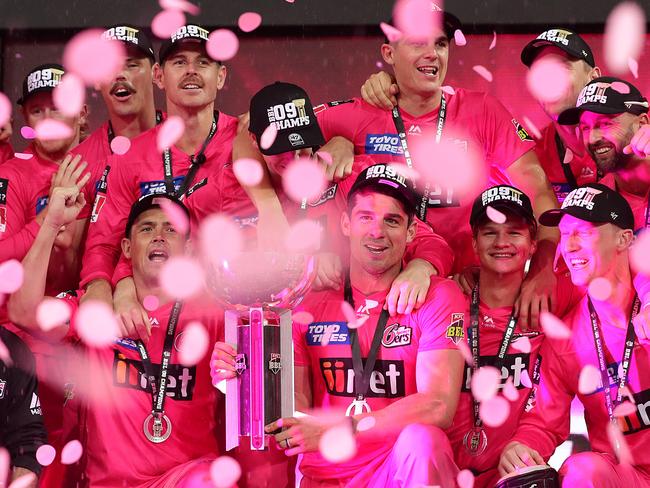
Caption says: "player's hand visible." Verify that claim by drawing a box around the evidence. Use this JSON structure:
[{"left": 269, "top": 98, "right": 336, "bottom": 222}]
[
  {"left": 237, "top": 111, "right": 251, "bottom": 134},
  {"left": 51, "top": 153, "right": 91, "bottom": 194},
  {"left": 81, "top": 279, "right": 113, "bottom": 308},
  {"left": 386, "top": 258, "right": 435, "bottom": 316},
  {"left": 113, "top": 277, "right": 151, "bottom": 343},
  {"left": 516, "top": 266, "right": 557, "bottom": 331},
  {"left": 633, "top": 304, "right": 650, "bottom": 344},
  {"left": 498, "top": 441, "right": 545, "bottom": 477},
  {"left": 256, "top": 203, "right": 291, "bottom": 252},
  {"left": 623, "top": 124, "right": 650, "bottom": 158},
  {"left": 312, "top": 252, "right": 343, "bottom": 291},
  {"left": 210, "top": 342, "right": 237, "bottom": 383},
  {"left": 360, "top": 71, "right": 399, "bottom": 110},
  {"left": 43, "top": 185, "right": 86, "bottom": 230},
  {"left": 265, "top": 416, "right": 342, "bottom": 456},
  {"left": 317, "top": 136, "right": 354, "bottom": 182},
  {"left": 452, "top": 266, "right": 479, "bottom": 295}
]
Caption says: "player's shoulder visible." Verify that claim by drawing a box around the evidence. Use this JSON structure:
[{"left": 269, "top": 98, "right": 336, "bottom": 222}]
[
  {"left": 314, "top": 97, "right": 366, "bottom": 117},
  {"left": 298, "top": 288, "right": 341, "bottom": 315},
  {"left": 424, "top": 276, "right": 464, "bottom": 304},
  {"left": 0, "top": 152, "right": 37, "bottom": 178},
  {"left": 72, "top": 122, "right": 110, "bottom": 158}
]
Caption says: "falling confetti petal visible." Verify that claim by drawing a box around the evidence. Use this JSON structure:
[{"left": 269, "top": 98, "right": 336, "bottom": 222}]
[
  {"left": 233, "top": 158, "right": 264, "bottom": 187},
  {"left": 489, "top": 31, "right": 497, "bottom": 50},
  {"left": 210, "top": 456, "right": 242, "bottom": 488},
  {"left": 285, "top": 219, "right": 322, "bottom": 253},
  {"left": 110, "top": 136, "right": 131, "bottom": 155},
  {"left": 0, "top": 260, "right": 23, "bottom": 293},
  {"left": 61, "top": 440, "right": 83, "bottom": 465},
  {"left": 64, "top": 29, "right": 126, "bottom": 85},
  {"left": 628, "top": 58, "right": 639, "bottom": 79},
  {"left": 0, "top": 449, "right": 9, "bottom": 486},
  {"left": 207, "top": 29, "right": 240, "bottom": 62},
  {"left": 36, "top": 445, "right": 56, "bottom": 467},
  {"left": 156, "top": 116, "right": 185, "bottom": 152},
  {"left": 0, "top": 93, "right": 11, "bottom": 128},
  {"left": 486, "top": 206, "right": 506, "bottom": 224},
  {"left": 35, "top": 119, "right": 74, "bottom": 141},
  {"left": 380, "top": 22, "right": 403, "bottom": 43},
  {"left": 511, "top": 336, "right": 531, "bottom": 354},
  {"left": 159, "top": 0, "right": 199, "bottom": 15},
  {"left": 503, "top": 377, "right": 519, "bottom": 402},
  {"left": 611, "top": 81, "right": 631, "bottom": 94},
  {"left": 199, "top": 214, "right": 243, "bottom": 263},
  {"left": 473, "top": 65, "right": 493, "bottom": 82},
  {"left": 8, "top": 473, "right": 37, "bottom": 488},
  {"left": 14, "top": 153, "right": 33, "bottom": 160},
  {"left": 613, "top": 401, "right": 637, "bottom": 417},
  {"left": 238, "top": 12, "right": 262, "bottom": 32},
  {"left": 160, "top": 257, "right": 205, "bottom": 299},
  {"left": 143, "top": 295, "right": 159, "bottom": 312},
  {"left": 316, "top": 151, "right": 332, "bottom": 165},
  {"left": 578, "top": 364, "right": 601, "bottom": 395},
  {"left": 341, "top": 301, "right": 359, "bottom": 329},
  {"left": 151, "top": 9, "right": 186, "bottom": 39},
  {"left": 319, "top": 423, "right": 357, "bottom": 463},
  {"left": 76, "top": 301, "right": 120, "bottom": 347},
  {"left": 53, "top": 74, "right": 85, "bottom": 117},
  {"left": 607, "top": 422, "right": 634, "bottom": 464},
  {"left": 527, "top": 58, "right": 571, "bottom": 103},
  {"left": 356, "top": 416, "right": 376, "bottom": 432},
  {"left": 456, "top": 339, "right": 473, "bottom": 365},
  {"left": 36, "top": 298, "right": 71, "bottom": 332},
  {"left": 441, "top": 85, "right": 456, "bottom": 96},
  {"left": 522, "top": 116, "right": 542, "bottom": 139},
  {"left": 588, "top": 277, "right": 612, "bottom": 301},
  {"left": 393, "top": 0, "right": 435, "bottom": 40},
  {"left": 479, "top": 395, "right": 510, "bottom": 427},
  {"left": 20, "top": 126, "right": 36, "bottom": 139},
  {"left": 321, "top": 324, "right": 336, "bottom": 347},
  {"left": 630, "top": 229, "right": 650, "bottom": 275},
  {"left": 471, "top": 366, "right": 501, "bottom": 402},
  {"left": 604, "top": 2, "right": 645, "bottom": 75},
  {"left": 260, "top": 124, "right": 277, "bottom": 150},
  {"left": 563, "top": 147, "right": 574, "bottom": 164},
  {"left": 454, "top": 29, "right": 467, "bottom": 46},
  {"left": 541, "top": 312, "right": 571, "bottom": 339},
  {"left": 520, "top": 370, "right": 532, "bottom": 388},
  {"left": 457, "top": 469, "right": 475, "bottom": 488},
  {"left": 0, "top": 339, "right": 11, "bottom": 367},
  {"left": 282, "top": 158, "right": 327, "bottom": 204},
  {"left": 157, "top": 197, "right": 190, "bottom": 235},
  {"left": 178, "top": 321, "right": 209, "bottom": 366}
]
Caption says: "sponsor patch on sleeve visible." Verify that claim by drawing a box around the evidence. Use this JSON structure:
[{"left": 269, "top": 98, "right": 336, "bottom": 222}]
[
  {"left": 306, "top": 321, "right": 350, "bottom": 345},
  {"left": 446, "top": 312, "right": 465, "bottom": 344},
  {"left": 512, "top": 119, "right": 534, "bottom": 142},
  {"left": 0, "top": 178, "right": 8, "bottom": 233}
]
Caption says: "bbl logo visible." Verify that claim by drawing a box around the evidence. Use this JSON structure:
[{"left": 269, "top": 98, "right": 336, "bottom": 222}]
[
  {"left": 235, "top": 354, "right": 247, "bottom": 375},
  {"left": 446, "top": 313, "right": 465, "bottom": 344},
  {"left": 269, "top": 353, "right": 281, "bottom": 375}
]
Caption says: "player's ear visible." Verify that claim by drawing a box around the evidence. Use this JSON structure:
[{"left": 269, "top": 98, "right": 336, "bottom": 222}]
[
  {"left": 153, "top": 63, "right": 165, "bottom": 90},
  {"left": 121, "top": 237, "right": 132, "bottom": 259},
  {"left": 341, "top": 211, "right": 351, "bottom": 237},
  {"left": 381, "top": 43, "right": 396, "bottom": 66},
  {"left": 617, "top": 228, "right": 634, "bottom": 251},
  {"left": 405, "top": 218, "right": 416, "bottom": 244}
]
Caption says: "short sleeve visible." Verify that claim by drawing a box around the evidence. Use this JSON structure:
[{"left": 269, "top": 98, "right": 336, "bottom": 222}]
[{"left": 416, "top": 279, "right": 466, "bottom": 351}]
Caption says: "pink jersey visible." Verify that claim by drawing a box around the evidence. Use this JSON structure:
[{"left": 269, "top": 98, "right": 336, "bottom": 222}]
[
  {"left": 0, "top": 142, "right": 13, "bottom": 165},
  {"left": 315, "top": 91, "right": 535, "bottom": 273},
  {"left": 60, "top": 291, "right": 223, "bottom": 487},
  {"left": 80, "top": 112, "right": 253, "bottom": 287},
  {"left": 293, "top": 277, "right": 465, "bottom": 484},
  {"left": 601, "top": 173, "right": 649, "bottom": 233},
  {"left": 533, "top": 124, "right": 597, "bottom": 203},
  {"left": 512, "top": 293, "right": 650, "bottom": 477}
]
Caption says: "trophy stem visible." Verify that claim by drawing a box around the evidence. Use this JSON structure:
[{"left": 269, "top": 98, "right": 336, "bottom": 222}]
[{"left": 250, "top": 308, "right": 266, "bottom": 450}]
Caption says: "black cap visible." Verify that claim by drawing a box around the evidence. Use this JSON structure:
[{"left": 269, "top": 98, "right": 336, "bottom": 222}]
[
  {"left": 539, "top": 183, "right": 634, "bottom": 229},
  {"left": 557, "top": 77, "right": 648, "bottom": 125},
  {"left": 521, "top": 28, "right": 595, "bottom": 68},
  {"left": 249, "top": 82, "right": 325, "bottom": 156},
  {"left": 17, "top": 64, "right": 65, "bottom": 105},
  {"left": 470, "top": 185, "right": 536, "bottom": 229},
  {"left": 102, "top": 25, "right": 155, "bottom": 62},
  {"left": 388, "top": 2, "right": 461, "bottom": 41},
  {"left": 347, "top": 164, "right": 418, "bottom": 216},
  {"left": 125, "top": 193, "right": 190, "bottom": 237},
  {"left": 159, "top": 24, "right": 211, "bottom": 64}
]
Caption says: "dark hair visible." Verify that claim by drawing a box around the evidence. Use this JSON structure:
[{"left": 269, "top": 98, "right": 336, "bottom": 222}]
[
  {"left": 347, "top": 188, "right": 415, "bottom": 225},
  {"left": 471, "top": 210, "right": 537, "bottom": 240}
]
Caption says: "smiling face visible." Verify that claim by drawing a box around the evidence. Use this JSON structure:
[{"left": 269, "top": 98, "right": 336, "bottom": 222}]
[{"left": 381, "top": 28, "right": 449, "bottom": 99}]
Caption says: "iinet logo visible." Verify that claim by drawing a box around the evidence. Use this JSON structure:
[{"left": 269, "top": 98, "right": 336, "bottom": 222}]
[
  {"left": 617, "top": 387, "right": 650, "bottom": 435},
  {"left": 30, "top": 393, "right": 42, "bottom": 416},
  {"left": 319, "top": 358, "right": 405, "bottom": 398}
]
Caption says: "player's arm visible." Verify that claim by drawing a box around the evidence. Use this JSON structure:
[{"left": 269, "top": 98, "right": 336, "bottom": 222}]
[
  {"left": 294, "top": 365, "right": 312, "bottom": 412},
  {"left": 360, "top": 71, "right": 398, "bottom": 110}
]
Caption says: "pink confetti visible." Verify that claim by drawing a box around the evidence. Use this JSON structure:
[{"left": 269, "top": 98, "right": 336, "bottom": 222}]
[
  {"left": 0, "top": 339, "right": 11, "bottom": 367},
  {"left": 457, "top": 469, "right": 475, "bottom": 488},
  {"left": 233, "top": 158, "right": 264, "bottom": 187},
  {"left": 0, "top": 92, "right": 11, "bottom": 128},
  {"left": 588, "top": 277, "right": 612, "bottom": 301},
  {"left": 486, "top": 206, "right": 506, "bottom": 224},
  {"left": 36, "top": 444, "right": 56, "bottom": 467},
  {"left": 356, "top": 416, "right": 376, "bottom": 432},
  {"left": 527, "top": 58, "right": 571, "bottom": 103},
  {"left": 630, "top": 229, "right": 650, "bottom": 275},
  {"left": 151, "top": 9, "right": 186, "bottom": 39},
  {"left": 471, "top": 366, "right": 501, "bottom": 402},
  {"left": 8, "top": 473, "right": 37, "bottom": 488},
  {"left": 238, "top": 12, "right": 262, "bottom": 33},
  {"left": 393, "top": 0, "right": 435, "bottom": 40},
  {"left": 578, "top": 364, "right": 601, "bottom": 394},
  {"left": 20, "top": 126, "right": 35, "bottom": 139},
  {"left": 489, "top": 31, "right": 497, "bottom": 50},
  {"left": 604, "top": 2, "right": 645, "bottom": 75},
  {"left": 36, "top": 298, "right": 71, "bottom": 332},
  {"left": 319, "top": 422, "right": 357, "bottom": 463},
  {"left": 503, "top": 377, "right": 519, "bottom": 402},
  {"left": 454, "top": 29, "right": 467, "bottom": 46},
  {"left": 76, "top": 300, "right": 120, "bottom": 347},
  {"left": 157, "top": 197, "right": 190, "bottom": 235},
  {"left": 456, "top": 339, "right": 473, "bottom": 365},
  {"left": 522, "top": 116, "right": 542, "bottom": 140},
  {"left": 316, "top": 151, "right": 332, "bottom": 165},
  {"left": 473, "top": 65, "right": 493, "bottom": 82},
  {"left": 199, "top": 215, "right": 243, "bottom": 263},
  {"left": 286, "top": 0, "right": 294, "bottom": 3},
  {"left": 178, "top": 321, "right": 209, "bottom": 366},
  {"left": 628, "top": 58, "right": 639, "bottom": 79},
  {"left": 207, "top": 29, "right": 240, "bottom": 62},
  {"left": 441, "top": 85, "right": 456, "bottom": 96},
  {"left": 143, "top": 295, "right": 159, "bottom": 312},
  {"left": 479, "top": 395, "right": 510, "bottom": 427},
  {"left": 60, "top": 439, "right": 83, "bottom": 465},
  {"left": 0, "top": 449, "right": 9, "bottom": 487},
  {"left": 0, "top": 260, "right": 23, "bottom": 293},
  {"left": 293, "top": 311, "right": 314, "bottom": 324},
  {"left": 53, "top": 73, "right": 85, "bottom": 117},
  {"left": 511, "top": 336, "right": 531, "bottom": 354},
  {"left": 64, "top": 29, "right": 126, "bottom": 85},
  {"left": 110, "top": 136, "right": 131, "bottom": 155},
  {"left": 159, "top": 0, "right": 199, "bottom": 15},
  {"left": 260, "top": 124, "right": 278, "bottom": 151},
  {"left": 14, "top": 153, "right": 33, "bottom": 160},
  {"left": 375, "top": 61, "right": 383, "bottom": 69},
  {"left": 34, "top": 119, "right": 74, "bottom": 141},
  {"left": 156, "top": 116, "right": 185, "bottom": 152},
  {"left": 611, "top": 81, "right": 631, "bottom": 94},
  {"left": 380, "top": 22, "right": 403, "bottom": 43},
  {"left": 160, "top": 257, "right": 205, "bottom": 299},
  {"left": 614, "top": 401, "right": 637, "bottom": 417},
  {"left": 607, "top": 422, "right": 634, "bottom": 465},
  {"left": 341, "top": 301, "right": 360, "bottom": 329},
  {"left": 563, "top": 147, "right": 574, "bottom": 164},
  {"left": 541, "top": 312, "right": 571, "bottom": 339},
  {"left": 285, "top": 219, "right": 322, "bottom": 253},
  {"left": 210, "top": 456, "right": 242, "bottom": 488},
  {"left": 520, "top": 370, "right": 532, "bottom": 388},
  {"left": 321, "top": 324, "right": 336, "bottom": 347},
  {"left": 283, "top": 158, "right": 327, "bottom": 204}
]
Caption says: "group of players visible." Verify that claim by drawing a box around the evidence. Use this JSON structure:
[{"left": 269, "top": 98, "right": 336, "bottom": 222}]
[{"left": 0, "top": 3, "right": 650, "bottom": 487}]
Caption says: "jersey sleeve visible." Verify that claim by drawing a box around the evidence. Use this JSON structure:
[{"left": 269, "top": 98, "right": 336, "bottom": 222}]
[
  {"left": 111, "top": 253, "right": 133, "bottom": 287},
  {"left": 0, "top": 167, "right": 42, "bottom": 262},
  {"left": 416, "top": 279, "right": 466, "bottom": 351},
  {"left": 314, "top": 98, "right": 361, "bottom": 143},
  {"left": 403, "top": 218, "right": 454, "bottom": 277},
  {"left": 292, "top": 315, "right": 311, "bottom": 368},
  {"left": 55, "top": 290, "right": 82, "bottom": 342},
  {"left": 510, "top": 339, "right": 575, "bottom": 460},
  {"left": 480, "top": 93, "right": 535, "bottom": 171}
]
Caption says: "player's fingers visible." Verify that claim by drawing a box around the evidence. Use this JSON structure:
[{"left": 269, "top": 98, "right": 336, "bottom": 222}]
[
  {"left": 402, "top": 286, "right": 421, "bottom": 316},
  {"left": 386, "top": 282, "right": 401, "bottom": 317}
]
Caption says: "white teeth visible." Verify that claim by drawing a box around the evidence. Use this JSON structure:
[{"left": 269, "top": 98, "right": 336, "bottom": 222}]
[
  {"left": 184, "top": 84, "right": 199, "bottom": 89},
  {"left": 595, "top": 147, "right": 611, "bottom": 154},
  {"left": 492, "top": 253, "right": 514, "bottom": 258},
  {"left": 417, "top": 67, "right": 438, "bottom": 75},
  {"left": 570, "top": 258, "right": 588, "bottom": 268}
]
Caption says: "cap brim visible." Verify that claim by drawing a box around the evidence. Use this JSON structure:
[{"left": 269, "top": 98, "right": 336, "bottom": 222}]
[
  {"left": 17, "top": 86, "right": 55, "bottom": 105},
  {"left": 259, "top": 127, "right": 325, "bottom": 156},
  {"left": 557, "top": 104, "right": 624, "bottom": 125},
  {"left": 160, "top": 38, "right": 206, "bottom": 63},
  {"left": 349, "top": 181, "right": 417, "bottom": 215},
  {"left": 539, "top": 206, "right": 614, "bottom": 227}
]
